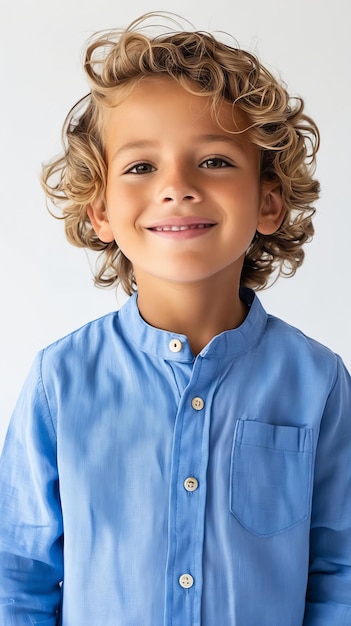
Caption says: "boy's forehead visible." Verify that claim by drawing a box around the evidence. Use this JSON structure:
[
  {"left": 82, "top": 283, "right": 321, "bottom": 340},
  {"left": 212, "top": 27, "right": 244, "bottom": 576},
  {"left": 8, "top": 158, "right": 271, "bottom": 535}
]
[{"left": 101, "top": 75, "right": 251, "bottom": 143}]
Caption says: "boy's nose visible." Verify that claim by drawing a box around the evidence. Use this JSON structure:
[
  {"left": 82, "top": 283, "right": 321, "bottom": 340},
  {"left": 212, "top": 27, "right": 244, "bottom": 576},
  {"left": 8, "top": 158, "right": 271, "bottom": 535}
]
[
  {"left": 161, "top": 190, "right": 199, "bottom": 203},
  {"left": 157, "top": 166, "right": 202, "bottom": 204}
]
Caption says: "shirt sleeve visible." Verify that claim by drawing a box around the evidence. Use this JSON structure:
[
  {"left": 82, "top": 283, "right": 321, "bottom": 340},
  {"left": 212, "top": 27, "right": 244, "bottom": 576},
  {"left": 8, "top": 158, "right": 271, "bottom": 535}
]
[
  {"left": 0, "top": 352, "right": 63, "bottom": 625},
  {"left": 304, "top": 356, "right": 351, "bottom": 625}
]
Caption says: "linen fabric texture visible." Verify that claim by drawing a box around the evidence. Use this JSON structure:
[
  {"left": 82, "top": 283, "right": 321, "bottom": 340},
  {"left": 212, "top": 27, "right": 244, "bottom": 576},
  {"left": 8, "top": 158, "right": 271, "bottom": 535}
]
[{"left": 0, "top": 288, "right": 351, "bottom": 626}]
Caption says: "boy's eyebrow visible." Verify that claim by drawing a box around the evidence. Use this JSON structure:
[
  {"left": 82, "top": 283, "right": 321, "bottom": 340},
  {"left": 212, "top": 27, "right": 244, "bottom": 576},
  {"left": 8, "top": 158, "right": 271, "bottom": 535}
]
[
  {"left": 112, "top": 140, "right": 156, "bottom": 160},
  {"left": 198, "top": 134, "right": 247, "bottom": 153},
  {"left": 112, "top": 134, "right": 247, "bottom": 160}
]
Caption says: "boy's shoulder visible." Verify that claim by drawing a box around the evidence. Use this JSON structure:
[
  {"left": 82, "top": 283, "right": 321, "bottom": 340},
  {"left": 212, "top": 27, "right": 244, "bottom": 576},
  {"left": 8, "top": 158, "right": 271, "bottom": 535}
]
[
  {"left": 41, "top": 308, "right": 122, "bottom": 361},
  {"left": 266, "top": 311, "right": 331, "bottom": 351},
  {"left": 264, "top": 310, "right": 341, "bottom": 374},
  {"left": 242, "top": 288, "right": 340, "bottom": 367}
]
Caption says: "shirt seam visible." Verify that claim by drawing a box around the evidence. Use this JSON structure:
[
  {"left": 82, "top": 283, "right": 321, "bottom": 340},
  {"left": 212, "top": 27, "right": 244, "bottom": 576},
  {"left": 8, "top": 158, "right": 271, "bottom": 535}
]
[{"left": 37, "top": 349, "right": 58, "bottom": 440}]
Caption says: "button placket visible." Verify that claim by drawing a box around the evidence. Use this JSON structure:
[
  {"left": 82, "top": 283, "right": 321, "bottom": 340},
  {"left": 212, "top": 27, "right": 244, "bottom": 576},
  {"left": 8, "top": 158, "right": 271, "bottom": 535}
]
[
  {"left": 175, "top": 396, "right": 204, "bottom": 598},
  {"left": 165, "top": 359, "right": 215, "bottom": 625}
]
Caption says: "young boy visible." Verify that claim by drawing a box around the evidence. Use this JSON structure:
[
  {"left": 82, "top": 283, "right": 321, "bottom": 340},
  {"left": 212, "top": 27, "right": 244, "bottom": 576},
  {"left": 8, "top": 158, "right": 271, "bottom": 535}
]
[{"left": 1, "top": 12, "right": 350, "bottom": 626}]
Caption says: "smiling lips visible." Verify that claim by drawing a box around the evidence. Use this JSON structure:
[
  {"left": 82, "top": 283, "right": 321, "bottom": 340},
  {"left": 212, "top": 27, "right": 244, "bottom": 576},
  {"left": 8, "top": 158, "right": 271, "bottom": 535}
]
[
  {"left": 152, "top": 223, "right": 212, "bottom": 232},
  {"left": 147, "top": 217, "right": 216, "bottom": 239}
]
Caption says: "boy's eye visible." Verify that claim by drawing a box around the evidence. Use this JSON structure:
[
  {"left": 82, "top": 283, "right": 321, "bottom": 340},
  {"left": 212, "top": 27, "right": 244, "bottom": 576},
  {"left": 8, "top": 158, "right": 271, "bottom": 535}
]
[
  {"left": 126, "top": 163, "right": 155, "bottom": 174},
  {"left": 200, "top": 157, "right": 232, "bottom": 169}
]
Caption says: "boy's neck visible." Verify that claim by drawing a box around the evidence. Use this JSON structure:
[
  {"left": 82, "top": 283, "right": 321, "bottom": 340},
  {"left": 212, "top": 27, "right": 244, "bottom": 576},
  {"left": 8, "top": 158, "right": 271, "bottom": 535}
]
[{"left": 135, "top": 272, "right": 248, "bottom": 356}]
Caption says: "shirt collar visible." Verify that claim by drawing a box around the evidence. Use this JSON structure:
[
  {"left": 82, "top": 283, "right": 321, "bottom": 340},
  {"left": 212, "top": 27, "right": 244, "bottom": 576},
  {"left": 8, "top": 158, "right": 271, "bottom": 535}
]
[{"left": 119, "top": 287, "right": 267, "bottom": 361}]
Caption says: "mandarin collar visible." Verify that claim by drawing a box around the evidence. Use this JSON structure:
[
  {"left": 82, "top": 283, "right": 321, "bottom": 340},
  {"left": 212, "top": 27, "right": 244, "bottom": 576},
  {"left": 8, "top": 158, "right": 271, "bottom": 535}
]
[{"left": 119, "top": 287, "right": 267, "bottom": 361}]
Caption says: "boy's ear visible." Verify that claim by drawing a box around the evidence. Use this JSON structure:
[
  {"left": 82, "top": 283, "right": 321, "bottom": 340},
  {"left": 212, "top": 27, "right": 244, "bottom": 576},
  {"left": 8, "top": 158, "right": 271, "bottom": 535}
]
[
  {"left": 257, "top": 181, "right": 285, "bottom": 235},
  {"left": 87, "top": 198, "right": 115, "bottom": 243}
]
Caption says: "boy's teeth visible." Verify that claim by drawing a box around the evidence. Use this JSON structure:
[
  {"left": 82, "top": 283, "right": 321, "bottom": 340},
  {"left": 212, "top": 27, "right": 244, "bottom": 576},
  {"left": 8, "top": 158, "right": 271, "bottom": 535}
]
[{"left": 154, "top": 224, "right": 210, "bottom": 232}]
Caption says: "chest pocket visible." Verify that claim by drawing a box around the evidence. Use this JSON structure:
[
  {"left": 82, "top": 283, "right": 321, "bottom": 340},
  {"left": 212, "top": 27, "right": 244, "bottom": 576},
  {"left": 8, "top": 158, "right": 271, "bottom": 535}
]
[{"left": 230, "top": 420, "right": 313, "bottom": 536}]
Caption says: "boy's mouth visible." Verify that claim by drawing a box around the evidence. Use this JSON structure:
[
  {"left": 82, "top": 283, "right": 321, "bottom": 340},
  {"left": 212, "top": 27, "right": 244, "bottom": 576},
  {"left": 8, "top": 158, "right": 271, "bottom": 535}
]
[
  {"left": 150, "top": 223, "right": 214, "bottom": 232},
  {"left": 147, "top": 216, "right": 216, "bottom": 233},
  {"left": 146, "top": 218, "right": 216, "bottom": 240}
]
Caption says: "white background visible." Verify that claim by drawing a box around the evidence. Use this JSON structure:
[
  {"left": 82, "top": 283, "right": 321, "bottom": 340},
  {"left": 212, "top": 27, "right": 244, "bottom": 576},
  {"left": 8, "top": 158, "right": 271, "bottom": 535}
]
[{"left": 0, "top": 0, "right": 350, "bottom": 449}]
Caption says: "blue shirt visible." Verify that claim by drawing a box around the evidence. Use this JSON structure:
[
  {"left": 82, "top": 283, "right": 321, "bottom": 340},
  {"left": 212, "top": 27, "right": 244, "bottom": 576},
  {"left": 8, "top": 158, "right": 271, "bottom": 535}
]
[{"left": 1, "top": 288, "right": 351, "bottom": 626}]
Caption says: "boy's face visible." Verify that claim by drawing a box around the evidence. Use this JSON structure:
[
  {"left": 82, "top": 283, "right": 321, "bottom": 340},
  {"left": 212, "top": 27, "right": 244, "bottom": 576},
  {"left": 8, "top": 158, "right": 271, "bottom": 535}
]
[{"left": 88, "top": 77, "right": 283, "bottom": 290}]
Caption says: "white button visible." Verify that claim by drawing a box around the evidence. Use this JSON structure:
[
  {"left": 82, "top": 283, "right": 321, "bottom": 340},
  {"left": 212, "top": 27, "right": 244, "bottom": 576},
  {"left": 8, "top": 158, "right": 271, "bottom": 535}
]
[
  {"left": 169, "top": 338, "right": 183, "bottom": 353},
  {"left": 184, "top": 477, "right": 199, "bottom": 492},
  {"left": 179, "top": 573, "right": 194, "bottom": 588},
  {"left": 191, "top": 397, "right": 204, "bottom": 411}
]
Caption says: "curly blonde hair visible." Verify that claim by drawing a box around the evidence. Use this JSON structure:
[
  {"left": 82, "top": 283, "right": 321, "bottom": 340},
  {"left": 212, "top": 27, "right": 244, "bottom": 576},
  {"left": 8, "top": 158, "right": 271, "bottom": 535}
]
[{"left": 42, "top": 12, "right": 320, "bottom": 295}]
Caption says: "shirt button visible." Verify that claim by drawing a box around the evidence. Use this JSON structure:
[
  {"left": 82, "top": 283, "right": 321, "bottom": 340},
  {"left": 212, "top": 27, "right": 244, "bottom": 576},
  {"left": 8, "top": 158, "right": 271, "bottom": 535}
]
[
  {"left": 179, "top": 573, "right": 194, "bottom": 589},
  {"left": 184, "top": 477, "right": 199, "bottom": 492},
  {"left": 169, "top": 338, "right": 183, "bottom": 353},
  {"left": 191, "top": 397, "right": 204, "bottom": 411}
]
